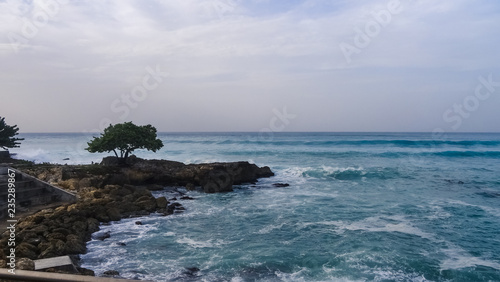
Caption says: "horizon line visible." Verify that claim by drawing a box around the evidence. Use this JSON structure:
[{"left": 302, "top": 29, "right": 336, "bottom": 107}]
[{"left": 18, "top": 131, "right": 500, "bottom": 134}]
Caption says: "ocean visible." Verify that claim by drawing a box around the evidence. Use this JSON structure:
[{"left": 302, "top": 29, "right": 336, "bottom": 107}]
[{"left": 10, "top": 132, "right": 500, "bottom": 281}]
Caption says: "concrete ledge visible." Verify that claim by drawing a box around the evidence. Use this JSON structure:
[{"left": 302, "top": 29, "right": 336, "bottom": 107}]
[
  {"left": 0, "top": 268, "right": 149, "bottom": 281},
  {"left": 34, "top": 256, "right": 74, "bottom": 270}
]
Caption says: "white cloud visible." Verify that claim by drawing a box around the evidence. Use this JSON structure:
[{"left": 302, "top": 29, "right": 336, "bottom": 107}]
[{"left": 1, "top": 0, "right": 500, "bottom": 132}]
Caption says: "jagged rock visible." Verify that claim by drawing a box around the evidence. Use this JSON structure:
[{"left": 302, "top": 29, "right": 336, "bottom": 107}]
[
  {"left": 180, "top": 196, "right": 194, "bottom": 200},
  {"left": 77, "top": 267, "right": 95, "bottom": 276},
  {"left": 93, "top": 231, "right": 110, "bottom": 241},
  {"left": 47, "top": 232, "right": 66, "bottom": 241},
  {"left": 201, "top": 168, "right": 234, "bottom": 193},
  {"left": 184, "top": 267, "right": 200, "bottom": 276},
  {"left": 135, "top": 221, "right": 142, "bottom": 225},
  {"left": 16, "top": 243, "right": 38, "bottom": 260},
  {"left": 65, "top": 234, "right": 86, "bottom": 254},
  {"left": 16, "top": 258, "right": 35, "bottom": 270},
  {"left": 273, "top": 183, "right": 290, "bottom": 187},
  {"left": 156, "top": 196, "right": 168, "bottom": 209},
  {"left": 25, "top": 236, "right": 42, "bottom": 246},
  {"left": 87, "top": 218, "right": 100, "bottom": 233},
  {"left": 107, "top": 208, "right": 122, "bottom": 221},
  {"left": 39, "top": 239, "right": 66, "bottom": 258}
]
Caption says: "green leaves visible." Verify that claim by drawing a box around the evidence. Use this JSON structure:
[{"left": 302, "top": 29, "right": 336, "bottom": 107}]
[
  {"left": 86, "top": 122, "right": 164, "bottom": 161},
  {"left": 0, "top": 117, "right": 24, "bottom": 150}
]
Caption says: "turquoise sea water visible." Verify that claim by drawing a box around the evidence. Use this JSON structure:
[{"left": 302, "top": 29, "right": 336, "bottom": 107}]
[{"left": 11, "top": 132, "right": 500, "bottom": 281}]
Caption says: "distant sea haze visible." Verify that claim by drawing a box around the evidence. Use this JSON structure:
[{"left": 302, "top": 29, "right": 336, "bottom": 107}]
[{"left": 13, "top": 132, "right": 500, "bottom": 281}]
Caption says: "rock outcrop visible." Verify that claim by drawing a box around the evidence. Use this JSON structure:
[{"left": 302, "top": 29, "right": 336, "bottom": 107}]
[
  {"left": 0, "top": 157, "right": 274, "bottom": 276},
  {"left": 0, "top": 184, "right": 174, "bottom": 276},
  {"left": 22, "top": 157, "right": 274, "bottom": 193}
]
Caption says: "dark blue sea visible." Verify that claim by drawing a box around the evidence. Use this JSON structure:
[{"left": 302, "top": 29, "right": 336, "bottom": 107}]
[{"left": 12, "top": 132, "right": 500, "bottom": 281}]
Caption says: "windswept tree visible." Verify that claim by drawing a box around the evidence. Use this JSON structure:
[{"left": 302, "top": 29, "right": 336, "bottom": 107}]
[
  {"left": 0, "top": 117, "right": 24, "bottom": 150},
  {"left": 86, "top": 122, "right": 163, "bottom": 165}
]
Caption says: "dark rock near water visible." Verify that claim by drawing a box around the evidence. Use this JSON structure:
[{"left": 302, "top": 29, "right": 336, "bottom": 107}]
[
  {"left": 273, "top": 183, "right": 290, "bottom": 187},
  {"left": 135, "top": 221, "right": 143, "bottom": 225},
  {"left": 184, "top": 267, "right": 200, "bottom": 277},
  {"left": 93, "top": 231, "right": 111, "bottom": 241},
  {"left": 77, "top": 267, "right": 95, "bottom": 276},
  {"left": 180, "top": 196, "right": 195, "bottom": 200},
  {"left": 103, "top": 270, "right": 120, "bottom": 276},
  {"left": 156, "top": 196, "right": 168, "bottom": 208}
]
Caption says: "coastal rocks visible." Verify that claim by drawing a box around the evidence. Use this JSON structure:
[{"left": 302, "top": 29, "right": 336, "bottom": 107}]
[
  {"left": 273, "top": 183, "right": 290, "bottom": 187},
  {"left": 1, "top": 157, "right": 275, "bottom": 276},
  {"left": 16, "top": 243, "right": 38, "bottom": 260},
  {"left": 16, "top": 258, "right": 35, "bottom": 270},
  {"left": 20, "top": 157, "right": 274, "bottom": 194},
  {"left": 201, "top": 168, "right": 234, "bottom": 193},
  {"left": 93, "top": 231, "right": 111, "bottom": 241},
  {"left": 156, "top": 197, "right": 168, "bottom": 209},
  {"left": 0, "top": 183, "right": 176, "bottom": 276}
]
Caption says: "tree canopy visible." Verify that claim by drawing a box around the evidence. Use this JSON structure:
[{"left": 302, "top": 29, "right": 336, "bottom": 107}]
[
  {"left": 86, "top": 122, "right": 163, "bottom": 164},
  {"left": 0, "top": 117, "right": 24, "bottom": 150}
]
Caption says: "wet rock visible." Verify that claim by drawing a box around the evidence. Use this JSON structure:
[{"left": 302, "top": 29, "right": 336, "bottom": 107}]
[
  {"left": 116, "top": 242, "right": 127, "bottom": 246},
  {"left": 184, "top": 267, "right": 200, "bottom": 277},
  {"left": 87, "top": 218, "right": 100, "bottom": 233},
  {"left": 65, "top": 234, "right": 86, "bottom": 254},
  {"left": 103, "top": 270, "right": 120, "bottom": 276},
  {"left": 93, "top": 231, "right": 110, "bottom": 241},
  {"left": 156, "top": 196, "right": 168, "bottom": 209},
  {"left": 273, "top": 183, "right": 290, "bottom": 187},
  {"left": 47, "top": 232, "right": 67, "bottom": 241},
  {"left": 201, "top": 168, "right": 234, "bottom": 193},
  {"left": 180, "top": 196, "right": 195, "bottom": 200},
  {"left": 135, "top": 221, "right": 143, "bottom": 225},
  {"left": 77, "top": 267, "right": 95, "bottom": 276},
  {"left": 107, "top": 208, "right": 122, "bottom": 221}
]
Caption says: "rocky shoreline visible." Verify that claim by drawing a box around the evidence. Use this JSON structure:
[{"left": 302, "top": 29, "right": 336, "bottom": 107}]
[{"left": 0, "top": 157, "right": 274, "bottom": 277}]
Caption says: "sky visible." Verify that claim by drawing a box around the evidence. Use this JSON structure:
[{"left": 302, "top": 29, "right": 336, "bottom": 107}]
[{"left": 1, "top": 0, "right": 500, "bottom": 133}]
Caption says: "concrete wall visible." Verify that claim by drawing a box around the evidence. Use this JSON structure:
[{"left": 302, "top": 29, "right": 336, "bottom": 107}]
[{"left": 0, "top": 167, "right": 76, "bottom": 219}]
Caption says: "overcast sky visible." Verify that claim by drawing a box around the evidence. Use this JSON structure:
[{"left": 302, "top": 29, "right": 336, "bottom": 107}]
[{"left": 1, "top": 0, "right": 499, "bottom": 133}]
